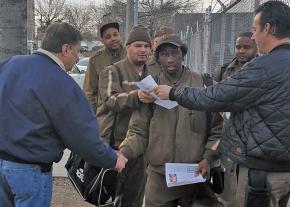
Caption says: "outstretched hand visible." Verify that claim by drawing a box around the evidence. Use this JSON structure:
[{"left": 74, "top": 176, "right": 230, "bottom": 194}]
[
  {"left": 196, "top": 159, "right": 210, "bottom": 179},
  {"left": 138, "top": 90, "right": 155, "bottom": 103},
  {"left": 149, "top": 85, "right": 172, "bottom": 100}
]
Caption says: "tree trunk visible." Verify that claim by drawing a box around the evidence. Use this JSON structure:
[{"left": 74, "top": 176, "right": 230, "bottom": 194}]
[{"left": 0, "top": 0, "right": 27, "bottom": 61}]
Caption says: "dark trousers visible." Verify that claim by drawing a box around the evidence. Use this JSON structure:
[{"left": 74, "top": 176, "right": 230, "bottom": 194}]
[
  {"left": 115, "top": 155, "right": 146, "bottom": 207},
  {"left": 236, "top": 166, "right": 290, "bottom": 207}
]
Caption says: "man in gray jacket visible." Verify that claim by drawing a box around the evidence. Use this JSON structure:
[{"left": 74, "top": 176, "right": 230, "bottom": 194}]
[{"left": 152, "top": 1, "right": 290, "bottom": 206}]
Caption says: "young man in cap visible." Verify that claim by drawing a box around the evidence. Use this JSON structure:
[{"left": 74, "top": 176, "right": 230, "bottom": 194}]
[
  {"left": 97, "top": 25, "right": 161, "bottom": 207},
  {"left": 213, "top": 32, "right": 257, "bottom": 82},
  {"left": 212, "top": 32, "right": 257, "bottom": 207},
  {"left": 83, "top": 21, "right": 126, "bottom": 113},
  {"left": 147, "top": 26, "right": 174, "bottom": 72},
  {"left": 120, "top": 34, "right": 222, "bottom": 207}
]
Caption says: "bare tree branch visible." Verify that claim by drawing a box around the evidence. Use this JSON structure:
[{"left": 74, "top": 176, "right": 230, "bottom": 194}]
[{"left": 35, "top": 0, "right": 66, "bottom": 30}]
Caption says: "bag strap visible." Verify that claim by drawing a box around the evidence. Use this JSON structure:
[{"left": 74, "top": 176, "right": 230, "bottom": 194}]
[{"left": 109, "top": 65, "right": 123, "bottom": 148}]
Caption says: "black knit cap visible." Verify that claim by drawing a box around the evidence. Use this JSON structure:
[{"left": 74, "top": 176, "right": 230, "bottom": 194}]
[
  {"left": 99, "top": 22, "right": 119, "bottom": 38},
  {"left": 126, "top": 24, "right": 151, "bottom": 46}
]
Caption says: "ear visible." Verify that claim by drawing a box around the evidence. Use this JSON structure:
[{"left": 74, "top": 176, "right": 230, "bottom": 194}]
[
  {"left": 125, "top": 44, "right": 130, "bottom": 52},
  {"left": 264, "top": 23, "right": 271, "bottom": 34},
  {"left": 61, "top": 44, "right": 69, "bottom": 57}
]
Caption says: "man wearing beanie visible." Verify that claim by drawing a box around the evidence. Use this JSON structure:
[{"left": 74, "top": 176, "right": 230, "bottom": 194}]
[
  {"left": 120, "top": 34, "right": 222, "bottom": 206},
  {"left": 97, "top": 25, "right": 161, "bottom": 207},
  {"left": 83, "top": 21, "right": 126, "bottom": 113}
]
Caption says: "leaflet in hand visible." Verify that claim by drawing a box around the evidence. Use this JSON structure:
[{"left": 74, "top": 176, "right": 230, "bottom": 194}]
[
  {"left": 135, "top": 75, "right": 178, "bottom": 110},
  {"left": 165, "top": 163, "right": 206, "bottom": 187}
]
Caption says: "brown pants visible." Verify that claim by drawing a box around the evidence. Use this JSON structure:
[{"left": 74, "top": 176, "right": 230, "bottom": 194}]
[
  {"left": 236, "top": 166, "right": 290, "bottom": 207},
  {"left": 145, "top": 169, "right": 217, "bottom": 207},
  {"left": 115, "top": 155, "right": 146, "bottom": 207}
]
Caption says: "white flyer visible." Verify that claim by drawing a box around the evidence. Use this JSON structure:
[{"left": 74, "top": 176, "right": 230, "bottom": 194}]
[
  {"left": 135, "top": 75, "right": 178, "bottom": 110},
  {"left": 165, "top": 163, "right": 206, "bottom": 187}
]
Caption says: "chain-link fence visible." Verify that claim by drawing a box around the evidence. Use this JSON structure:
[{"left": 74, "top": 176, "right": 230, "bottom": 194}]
[{"left": 180, "top": 0, "right": 290, "bottom": 73}]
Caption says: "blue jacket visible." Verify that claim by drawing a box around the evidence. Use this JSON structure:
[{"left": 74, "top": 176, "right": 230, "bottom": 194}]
[
  {"left": 170, "top": 44, "right": 290, "bottom": 172},
  {"left": 0, "top": 52, "right": 116, "bottom": 168}
]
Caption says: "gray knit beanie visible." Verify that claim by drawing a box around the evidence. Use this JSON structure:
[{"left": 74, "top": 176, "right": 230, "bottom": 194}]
[{"left": 126, "top": 25, "right": 151, "bottom": 45}]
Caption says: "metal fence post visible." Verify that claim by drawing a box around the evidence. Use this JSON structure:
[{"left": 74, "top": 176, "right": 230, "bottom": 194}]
[{"left": 202, "top": 6, "right": 212, "bottom": 73}]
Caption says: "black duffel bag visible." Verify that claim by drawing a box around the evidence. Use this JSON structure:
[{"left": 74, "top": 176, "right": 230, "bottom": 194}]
[{"left": 65, "top": 152, "right": 120, "bottom": 206}]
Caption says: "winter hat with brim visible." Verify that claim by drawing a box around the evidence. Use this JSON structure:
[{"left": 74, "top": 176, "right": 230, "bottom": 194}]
[
  {"left": 126, "top": 25, "right": 151, "bottom": 46},
  {"left": 155, "top": 34, "right": 188, "bottom": 56},
  {"left": 100, "top": 22, "right": 119, "bottom": 38}
]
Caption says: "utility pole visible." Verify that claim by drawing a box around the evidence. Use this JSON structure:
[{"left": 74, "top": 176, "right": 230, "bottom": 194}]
[
  {"left": 126, "top": 0, "right": 134, "bottom": 39},
  {"left": 0, "top": 0, "right": 28, "bottom": 61},
  {"left": 202, "top": 6, "right": 211, "bottom": 73},
  {"left": 134, "top": 0, "right": 139, "bottom": 25},
  {"left": 217, "top": 0, "right": 226, "bottom": 67}
]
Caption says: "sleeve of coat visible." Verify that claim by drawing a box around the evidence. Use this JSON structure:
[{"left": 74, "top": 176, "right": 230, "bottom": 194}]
[
  {"left": 98, "top": 66, "right": 140, "bottom": 112},
  {"left": 38, "top": 74, "right": 117, "bottom": 169},
  {"left": 212, "top": 66, "right": 222, "bottom": 82},
  {"left": 119, "top": 103, "right": 152, "bottom": 160},
  {"left": 83, "top": 56, "right": 99, "bottom": 113},
  {"left": 172, "top": 61, "right": 269, "bottom": 112},
  {"left": 203, "top": 112, "right": 223, "bottom": 162}
]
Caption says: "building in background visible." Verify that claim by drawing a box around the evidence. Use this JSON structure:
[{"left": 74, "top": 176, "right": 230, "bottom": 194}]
[
  {"left": 27, "top": 0, "right": 36, "bottom": 54},
  {"left": 0, "top": 0, "right": 28, "bottom": 61}
]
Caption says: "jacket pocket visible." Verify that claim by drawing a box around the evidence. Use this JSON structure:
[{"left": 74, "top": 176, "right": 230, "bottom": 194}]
[{"left": 189, "top": 111, "right": 207, "bottom": 132}]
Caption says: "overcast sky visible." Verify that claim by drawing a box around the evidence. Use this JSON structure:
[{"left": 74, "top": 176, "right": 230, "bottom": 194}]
[{"left": 66, "top": 0, "right": 222, "bottom": 12}]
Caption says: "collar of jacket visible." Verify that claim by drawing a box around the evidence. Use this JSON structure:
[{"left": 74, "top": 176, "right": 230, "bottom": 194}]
[
  {"left": 269, "top": 43, "right": 290, "bottom": 53},
  {"left": 105, "top": 45, "right": 124, "bottom": 59},
  {"left": 164, "top": 65, "right": 186, "bottom": 85},
  {"left": 147, "top": 55, "right": 157, "bottom": 66},
  {"left": 124, "top": 57, "right": 148, "bottom": 80},
  {"left": 34, "top": 49, "right": 66, "bottom": 71},
  {"left": 227, "top": 57, "right": 239, "bottom": 70}
]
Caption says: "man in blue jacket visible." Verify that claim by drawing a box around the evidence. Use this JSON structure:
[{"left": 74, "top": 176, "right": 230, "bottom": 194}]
[
  {"left": 0, "top": 22, "right": 127, "bottom": 207},
  {"left": 152, "top": 1, "right": 290, "bottom": 207}
]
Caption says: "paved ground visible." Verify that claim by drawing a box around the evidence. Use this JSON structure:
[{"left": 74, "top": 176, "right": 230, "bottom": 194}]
[
  {"left": 52, "top": 149, "right": 70, "bottom": 177},
  {"left": 52, "top": 150, "right": 289, "bottom": 207},
  {"left": 51, "top": 177, "right": 94, "bottom": 207}
]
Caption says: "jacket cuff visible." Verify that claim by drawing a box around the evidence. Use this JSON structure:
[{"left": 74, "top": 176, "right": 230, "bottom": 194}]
[
  {"left": 119, "top": 147, "right": 134, "bottom": 160},
  {"left": 169, "top": 87, "right": 176, "bottom": 101},
  {"left": 203, "top": 149, "right": 220, "bottom": 163}
]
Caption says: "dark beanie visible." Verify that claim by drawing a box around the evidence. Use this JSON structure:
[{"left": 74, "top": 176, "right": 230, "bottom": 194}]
[{"left": 126, "top": 25, "right": 151, "bottom": 45}]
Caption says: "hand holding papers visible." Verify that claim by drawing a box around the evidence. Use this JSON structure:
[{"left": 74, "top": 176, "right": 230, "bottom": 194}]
[
  {"left": 135, "top": 75, "right": 178, "bottom": 109},
  {"left": 165, "top": 163, "right": 206, "bottom": 187}
]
